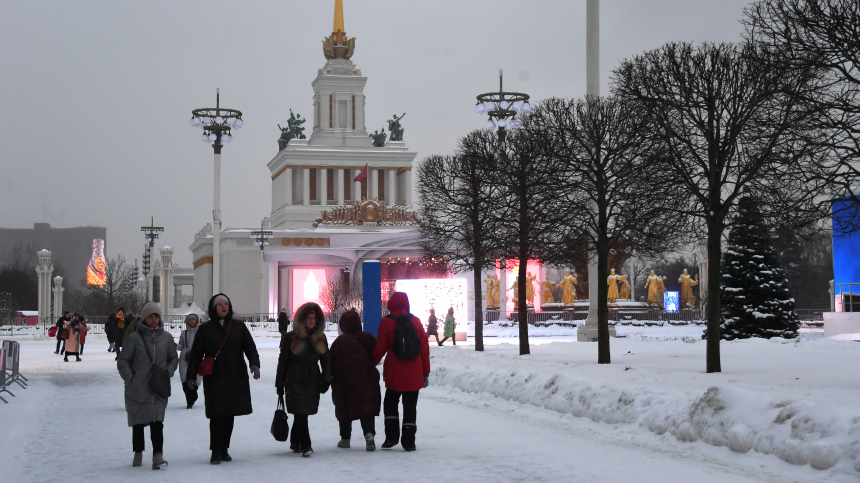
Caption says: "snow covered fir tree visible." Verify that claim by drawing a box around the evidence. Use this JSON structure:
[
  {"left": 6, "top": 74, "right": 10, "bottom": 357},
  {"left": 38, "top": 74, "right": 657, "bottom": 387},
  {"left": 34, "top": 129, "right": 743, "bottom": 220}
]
[{"left": 714, "top": 197, "right": 799, "bottom": 340}]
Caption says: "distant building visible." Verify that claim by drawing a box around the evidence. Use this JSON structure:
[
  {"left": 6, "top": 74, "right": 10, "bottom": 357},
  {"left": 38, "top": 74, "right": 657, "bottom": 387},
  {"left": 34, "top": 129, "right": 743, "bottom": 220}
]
[{"left": 0, "top": 223, "right": 107, "bottom": 287}]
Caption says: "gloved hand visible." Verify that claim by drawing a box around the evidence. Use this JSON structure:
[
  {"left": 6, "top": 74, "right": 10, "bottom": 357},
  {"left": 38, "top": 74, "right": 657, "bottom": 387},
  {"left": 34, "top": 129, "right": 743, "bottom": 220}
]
[
  {"left": 250, "top": 365, "right": 260, "bottom": 380},
  {"left": 320, "top": 382, "right": 330, "bottom": 394},
  {"left": 186, "top": 380, "right": 197, "bottom": 391},
  {"left": 423, "top": 374, "right": 429, "bottom": 388},
  {"left": 276, "top": 385, "right": 284, "bottom": 396}
]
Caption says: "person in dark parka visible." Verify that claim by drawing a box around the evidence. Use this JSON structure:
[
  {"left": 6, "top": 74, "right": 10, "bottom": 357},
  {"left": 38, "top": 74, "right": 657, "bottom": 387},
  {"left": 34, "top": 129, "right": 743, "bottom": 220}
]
[
  {"left": 330, "top": 310, "right": 380, "bottom": 451},
  {"left": 186, "top": 294, "right": 261, "bottom": 465},
  {"left": 277, "top": 308, "right": 290, "bottom": 334},
  {"left": 105, "top": 313, "right": 116, "bottom": 352},
  {"left": 54, "top": 311, "right": 70, "bottom": 355},
  {"left": 426, "top": 308, "right": 440, "bottom": 345},
  {"left": 275, "top": 302, "right": 331, "bottom": 457}
]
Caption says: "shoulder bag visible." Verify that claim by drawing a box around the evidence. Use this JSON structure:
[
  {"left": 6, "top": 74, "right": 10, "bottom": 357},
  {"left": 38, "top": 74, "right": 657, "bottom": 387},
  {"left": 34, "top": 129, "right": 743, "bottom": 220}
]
[
  {"left": 270, "top": 394, "right": 290, "bottom": 442},
  {"left": 197, "top": 320, "right": 232, "bottom": 376}
]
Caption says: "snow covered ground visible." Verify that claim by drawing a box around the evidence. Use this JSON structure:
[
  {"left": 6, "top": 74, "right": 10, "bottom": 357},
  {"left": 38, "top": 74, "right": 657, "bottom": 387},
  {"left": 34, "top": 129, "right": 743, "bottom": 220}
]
[{"left": 1, "top": 328, "right": 858, "bottom": 482}]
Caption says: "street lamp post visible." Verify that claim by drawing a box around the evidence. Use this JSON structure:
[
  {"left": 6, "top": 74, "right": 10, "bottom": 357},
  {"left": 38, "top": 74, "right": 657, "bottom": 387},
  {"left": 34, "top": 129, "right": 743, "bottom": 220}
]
[
  {"left": 474, "top": 70, "right": 531, "bottom": 143},
  {"left": 251, "top": 219, "right": 273, "bottom": 317},
  {"left": 141, "top": 216, "right": 164, "bottom": 301},
  {"left": 190, "top": 88, "right": 244, "bottom": 296}
]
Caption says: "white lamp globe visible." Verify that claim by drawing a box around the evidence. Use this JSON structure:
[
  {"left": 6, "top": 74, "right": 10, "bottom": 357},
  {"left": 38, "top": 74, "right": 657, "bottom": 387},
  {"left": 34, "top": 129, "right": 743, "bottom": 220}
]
[
  {"left": 498, "top": 118, "right": 507, "bottom": 128},
  {"left": 513, "top": 101, "right": 523, "bottom": 112},
  {"left": 215, "top": 116, "right": 224, "bottom": 124},
  {"left": 208, "top": 133, "right": 217, "bottom": 142},
  {"left": 522, "top": 102, "right": 532, "bottom": 113},
  {"left": 202, "top": 117, "right": 211, "bottom": 124},
  {"left": 225, "top": 135, "right": 233, "bottom": 143},
  {"left": 485, "top": 119, "right": 496, "bottom": 130},
  {"left": 474, "top": 104, "right": 486, "bottom": 114},
  {"left": 189, "top": 118, "right": 198, "bottom": 127},
  {"left": 201, "top": 134, "right": 209, "bottom": 142},
  {"left": 234, "top": 119, "right": 244, "bottom": 128},
  {"left": 485, "top": 102, "right": 495, "bottom": 111},
  {"left": 501, "top": 101, "right": 510, "bottom": 110},
  {"left": 226, "top": 117, "right": 235, "bottom": 125}
]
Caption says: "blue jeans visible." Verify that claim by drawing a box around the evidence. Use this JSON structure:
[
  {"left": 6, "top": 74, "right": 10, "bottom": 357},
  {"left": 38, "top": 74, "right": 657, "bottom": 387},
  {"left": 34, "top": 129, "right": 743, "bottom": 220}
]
[
  {"left": 109, "top": 342, "right": 115, "bottom": 351},
  {"left": 56, "top": 339, "right": 64, "bottom": 354}
]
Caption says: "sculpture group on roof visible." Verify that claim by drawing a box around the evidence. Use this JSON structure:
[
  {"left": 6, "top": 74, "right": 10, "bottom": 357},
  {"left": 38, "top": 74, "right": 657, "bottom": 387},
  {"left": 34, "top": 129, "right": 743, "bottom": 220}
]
[{"left": 277, "top": 109, "right": 307, "bottom": 151}]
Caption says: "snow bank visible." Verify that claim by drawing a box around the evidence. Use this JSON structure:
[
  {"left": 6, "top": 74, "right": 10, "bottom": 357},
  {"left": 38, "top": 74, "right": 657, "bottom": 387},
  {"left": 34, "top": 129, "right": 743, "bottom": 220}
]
[{"left": 429, "top": 339, "right": 860, "bottom": 474}]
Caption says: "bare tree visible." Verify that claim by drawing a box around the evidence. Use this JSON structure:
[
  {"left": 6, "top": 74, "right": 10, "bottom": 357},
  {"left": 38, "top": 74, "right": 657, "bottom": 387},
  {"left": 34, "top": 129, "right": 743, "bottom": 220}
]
[
  {"left": 530, "top": 96, "right": 686, "bottom": 363},
  {"left": 417, "top": 130, "right": 503, "bottom": 351},
  {"left": 613, "top": 41, "right": 829, "bottom": 373}
]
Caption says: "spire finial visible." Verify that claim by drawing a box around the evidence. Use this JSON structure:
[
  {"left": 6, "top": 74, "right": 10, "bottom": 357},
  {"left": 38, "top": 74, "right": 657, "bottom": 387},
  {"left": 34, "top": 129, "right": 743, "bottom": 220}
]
[{"left": 334, "top": 0, "right": 345, "bottom": 33}]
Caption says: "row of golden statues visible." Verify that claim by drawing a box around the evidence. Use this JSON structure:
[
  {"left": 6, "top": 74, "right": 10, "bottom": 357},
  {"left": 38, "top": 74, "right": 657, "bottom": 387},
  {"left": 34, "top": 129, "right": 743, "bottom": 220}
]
[{"left": 484, "top": 268, "right": 699, "bottom": 309}]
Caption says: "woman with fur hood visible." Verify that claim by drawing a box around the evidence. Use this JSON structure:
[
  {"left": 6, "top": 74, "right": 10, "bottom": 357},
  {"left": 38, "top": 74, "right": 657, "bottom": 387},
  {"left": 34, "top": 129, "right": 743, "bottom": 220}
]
[
  {"left": 116, "top": 302, "right": 178, "bottom": 470},
  {"left": 275, "top": 302, "right": 332, "bottom": 457},
  {"left": 330, "top": 310, "right": 380, "bottom": 451},
  {"left": 176, "top": 314, "right": 202, "bottom": 409},
  {"left": 186, "top": 294, "right": 261, "bottom": 465}
]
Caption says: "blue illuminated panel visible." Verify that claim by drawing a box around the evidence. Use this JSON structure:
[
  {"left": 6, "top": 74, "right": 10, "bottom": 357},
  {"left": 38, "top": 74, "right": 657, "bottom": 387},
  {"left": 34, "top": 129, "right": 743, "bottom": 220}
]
[{"left": 664, "top": 291, "right": 679, "bottom": 313}]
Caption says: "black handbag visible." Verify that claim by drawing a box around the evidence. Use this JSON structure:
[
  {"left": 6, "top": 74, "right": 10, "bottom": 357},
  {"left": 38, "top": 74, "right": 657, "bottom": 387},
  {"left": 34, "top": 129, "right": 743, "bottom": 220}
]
[
  {"left": 270, "top": 395, "right": 289, "bottom": 442},
  {"left": 143, "top": 336, "right": 172, "bottom": 399}
]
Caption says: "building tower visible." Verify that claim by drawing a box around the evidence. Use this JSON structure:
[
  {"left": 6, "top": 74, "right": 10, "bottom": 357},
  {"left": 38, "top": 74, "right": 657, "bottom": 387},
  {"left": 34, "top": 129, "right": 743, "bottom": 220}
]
[
  {"left": 36, "top": 249, "right": 53, "bottom": 324},
  {"left": 160, "top": 247, "right": 174, "bottom": 316},
  {"left": 52, "top": 276, "right": 64, "bottom": 320}
]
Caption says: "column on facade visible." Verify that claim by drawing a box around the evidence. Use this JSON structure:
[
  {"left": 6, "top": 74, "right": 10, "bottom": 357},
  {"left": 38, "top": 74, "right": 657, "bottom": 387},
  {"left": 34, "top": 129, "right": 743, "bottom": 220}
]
[
  {"left": 302, "top": 166, "right": 311, "bottom": 205},
  {"left": 284, "top": 166, "right": 293, "bottom": 205},
  {"left": 36, "top": 249, "right": 52, "bottom": 324},
  {"left": 320, "top": 166, "right": 328, "bottom": 206},
  {"left": 354, "top": 167, "right": 361, "bottom": 201},
  {"left": 403, "top": 168, "right": 412, "bottom": 206},
  {"left": 336, "top": 166, "right": 345, "bottom": 205},
  {"left": 52, "top": 276, "right": 64, "bottom": 320},
  {"left": 271, "top": 176, "right": 277, "bottom": 212},
  {"left": 160, "top": 247, "right": 174, "bottom": 316},
  {"left": 387, "top": 167, "right": 396, "bottom": 205},
  {"left": 174, "top": 285, "right": 182, "bottom": 309},
  {"left": 371, "top": 167, "right": 379, "bottom": 199}
]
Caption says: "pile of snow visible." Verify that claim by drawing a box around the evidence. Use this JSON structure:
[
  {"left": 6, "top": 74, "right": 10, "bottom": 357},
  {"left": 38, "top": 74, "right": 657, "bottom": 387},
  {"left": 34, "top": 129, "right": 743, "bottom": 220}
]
[
  {"left": 829, "top": 333, "right": 860, "bottom": 341},
  {"left": 429, "top": 336, "right": 860, "bottom": 474}
]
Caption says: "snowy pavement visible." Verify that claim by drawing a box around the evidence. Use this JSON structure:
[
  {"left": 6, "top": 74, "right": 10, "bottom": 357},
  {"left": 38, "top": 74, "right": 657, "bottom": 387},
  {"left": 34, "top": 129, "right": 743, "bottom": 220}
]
[{"left": 1, "top": 333, "right": 857, "bottom": 482}]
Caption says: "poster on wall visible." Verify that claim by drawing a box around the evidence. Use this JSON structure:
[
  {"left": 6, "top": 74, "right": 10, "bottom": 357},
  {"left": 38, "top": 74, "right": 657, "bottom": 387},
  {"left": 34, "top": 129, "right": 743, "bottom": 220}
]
[
  {"left": 395, "top": 279, "right": 467, "bottom": 332},
  {"left": 292, "top": 269, "right": 329, "bottom": 313},
  {"left": 87, "top": 239, "right": 107, "bottom": 286}
]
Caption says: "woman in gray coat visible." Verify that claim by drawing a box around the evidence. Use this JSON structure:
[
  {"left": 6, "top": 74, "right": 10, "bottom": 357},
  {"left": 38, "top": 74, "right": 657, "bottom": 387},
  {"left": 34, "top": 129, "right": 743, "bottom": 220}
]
[
  {"left": 117, "top": 302, "right": 178, "bottom": 470},
  {"left": 177, "top": 314, "right": 202, "bottom": 409}
]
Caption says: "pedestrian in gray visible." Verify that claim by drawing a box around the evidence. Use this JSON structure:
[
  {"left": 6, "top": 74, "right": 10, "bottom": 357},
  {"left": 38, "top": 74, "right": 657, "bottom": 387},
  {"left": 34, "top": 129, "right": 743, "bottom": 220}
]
[
  {"left": 177, "top": 313, "right": 202, "bottom": 409},
  {"left": 117, "top": 302, "right": 178, "bottom": 470}
]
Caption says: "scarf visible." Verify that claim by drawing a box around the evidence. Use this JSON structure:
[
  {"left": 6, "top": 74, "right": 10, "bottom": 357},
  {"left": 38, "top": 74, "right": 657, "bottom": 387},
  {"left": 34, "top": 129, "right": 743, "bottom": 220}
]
[{"left": 117, "top": 313, "right": 126, "bottom": 329}]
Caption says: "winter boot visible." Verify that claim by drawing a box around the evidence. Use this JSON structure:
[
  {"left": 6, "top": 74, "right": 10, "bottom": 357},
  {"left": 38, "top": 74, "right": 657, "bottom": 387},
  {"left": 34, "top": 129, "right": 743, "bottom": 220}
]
[
  {"left": 132, "top": 452, "right": 143, "bottom": 467},
  {"left": 152, "top": 452, "right": 167, "bottom": 470},
  {"left": 290, "top": 443, "right": 302, "bottom": 453},
  {"left": 302, "top": 446, "right": 314, "bottom": 457},
  {"left": 365, "top": 432, "right": 376, "bottom": 452},
  {"left": 401, "top": 424, "right": 417, "bottom": 452},
  {"left": 76, "top": 356, "right": 81, "bottom": 362},
  {"left": 381, "top": 417, "right": 400, "bottom": 449},
  {"left": 63, "top": 355, "right": 69, "bottom": 362},
  {"left": 337, "top": 439, "right": 350, "bottom": 448},
  {"left": 221, "top": 448, "right": 232, "bottom": 462},
  {"left": 210, "top": 449, "right": 221, "bottom": 465}
]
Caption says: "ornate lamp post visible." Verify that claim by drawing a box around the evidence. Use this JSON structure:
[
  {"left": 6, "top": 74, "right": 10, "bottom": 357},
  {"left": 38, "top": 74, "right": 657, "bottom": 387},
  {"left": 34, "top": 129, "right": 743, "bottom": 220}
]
[
  {"left": 141, "top": 216, "right": 164, "bottom": 301},
  {"left": 190, "top": 88, "right": 244, "bottom": 295},
  {"left": 251, "top": 219, "right": 274, "bottom": 255},
  {"left": 474, "top": 70, "right": 531, "bottom": 143}
]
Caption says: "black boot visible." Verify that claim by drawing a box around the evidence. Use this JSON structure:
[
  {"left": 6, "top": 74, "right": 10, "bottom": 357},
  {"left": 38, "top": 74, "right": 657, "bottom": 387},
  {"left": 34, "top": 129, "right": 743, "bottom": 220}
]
[
  {"left": 210, "top": 449, "right": 221, "bottom": 465},
  {"left": 381, "top": 418, "right": 400, "bottom": 449},
  {"left": 401, "top": 424, "right": 417, "bottom": 451},
  {"left": 63, "top": 355, "right": 69, "bottom": 362},
  {"left": 221, "top": 448, "right": 232, "bottom": 462}
]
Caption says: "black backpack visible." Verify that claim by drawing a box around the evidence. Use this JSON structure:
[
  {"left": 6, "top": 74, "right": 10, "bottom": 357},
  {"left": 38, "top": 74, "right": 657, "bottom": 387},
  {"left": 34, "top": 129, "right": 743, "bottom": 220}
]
[{"left": 390, "top": 313, "right": 420, "bottom": 360}]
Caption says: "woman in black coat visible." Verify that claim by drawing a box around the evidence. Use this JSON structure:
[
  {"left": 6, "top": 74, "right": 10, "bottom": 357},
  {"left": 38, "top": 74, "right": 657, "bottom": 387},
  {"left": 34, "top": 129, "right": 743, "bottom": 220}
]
[
  {"left": 186, "top": 294, "right": 261, "bottom": 465},
  {"left": 330, "top": 310, "right": 380, "bottom": 451},
  {"left": 276, "top": 302, "right": 331, "bottom": 457}
]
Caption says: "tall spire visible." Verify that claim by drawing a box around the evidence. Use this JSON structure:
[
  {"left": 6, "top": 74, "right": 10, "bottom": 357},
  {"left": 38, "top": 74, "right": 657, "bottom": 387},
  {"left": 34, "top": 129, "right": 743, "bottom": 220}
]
[{"left": 333, "top": 0, "right": 345, "bottom": 33}]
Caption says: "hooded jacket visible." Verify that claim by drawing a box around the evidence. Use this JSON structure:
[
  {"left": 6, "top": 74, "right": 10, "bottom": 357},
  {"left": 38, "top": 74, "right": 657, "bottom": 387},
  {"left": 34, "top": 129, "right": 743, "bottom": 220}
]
[
  {"left": 275, "top": 302, "right": 332, "bottom": 416},
  {"left": 330, "top": 310, "right": 380, "bottom": 421},
  {"left": 116, "top": 319, "right": 178, "bottom": 427},
  {"left": 371, "top": 292, "right": 431, "bottom": 392},
  {"left": 177, "top": 314, "right": 202, "bottom": 384},
  {"left": 186, "top": 293, "right": 261, "bottom": 418}
]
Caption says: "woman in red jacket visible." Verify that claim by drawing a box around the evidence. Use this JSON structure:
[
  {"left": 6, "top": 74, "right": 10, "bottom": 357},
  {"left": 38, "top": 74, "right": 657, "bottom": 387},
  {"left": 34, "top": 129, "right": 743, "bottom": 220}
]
[{"left": 371, "top": 292, "right": 430, "bottom": 452}]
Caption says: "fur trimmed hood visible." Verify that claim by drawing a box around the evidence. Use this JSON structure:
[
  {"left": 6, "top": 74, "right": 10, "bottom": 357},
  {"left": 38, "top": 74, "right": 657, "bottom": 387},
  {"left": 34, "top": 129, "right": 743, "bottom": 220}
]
[{"left": 291, "top": 302, "right": 327, "bottom": 356}]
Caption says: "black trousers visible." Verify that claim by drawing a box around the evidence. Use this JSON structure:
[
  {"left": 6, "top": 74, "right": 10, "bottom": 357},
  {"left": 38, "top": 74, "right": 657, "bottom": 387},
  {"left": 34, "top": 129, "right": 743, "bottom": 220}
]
[
  {"left": 384, "top": 388, "right": 419, "bottom": 426},
  {"left": 291, "top": 414, "right": 312, "bottom": 449},
  {"left": 339, "top": 417, "right": 376, "bottom": 439},
  {"left": 209, "top": 415, "right": 234, "bottom": 451},
  {"left": 79, "top": 344, "right": 84, "bottom": 354},
  {"left": 182, "top": 381, "right": 199, "bottom": 407},
  {"left": 132, "top": 422, "right": 163, "bottom": 453},
  {"left": 440, "top": 335, "right": 456, "bottom": 345},
  {"left": 428, "top": 332, "right": 440, "bottom": 344}
]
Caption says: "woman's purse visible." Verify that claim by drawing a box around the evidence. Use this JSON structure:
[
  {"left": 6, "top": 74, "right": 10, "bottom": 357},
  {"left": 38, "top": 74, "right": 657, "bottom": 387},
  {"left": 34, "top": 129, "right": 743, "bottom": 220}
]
[
  {"left": 142, "top": 336, "right": 171, "bottom": 399},
  {"left": 197, "top": 321, "right": 232, "bottom": 376},
  {"left": 270, "top": 395, "right": 289, "bottom": 442}
]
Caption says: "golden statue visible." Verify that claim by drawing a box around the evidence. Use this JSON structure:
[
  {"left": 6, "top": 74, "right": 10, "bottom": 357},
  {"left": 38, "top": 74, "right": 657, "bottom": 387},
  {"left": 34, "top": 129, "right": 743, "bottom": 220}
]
[
  {"left": 619, "top": 277, "right": 631, "bottom": 300},
  {"left": 485, "top": 273, "right": 500, "bottom": 309},
  {"left": 525, "top": 272, "right": 537, "bottom": 304},
  {"left": 644, "top": 270, "right": 667, "bottom": 308},
  {"left": 509, "top": 276, "right": 519, "bottom": 310},
  {"left": 607, "top": 268, "right": 628, "bottom": 303},
  {"left": 557, "top": 270, "right": 577, "bottom": 305},
  {"left": 539, "top": 276, "right": 557, "bottom": 304},
  {"left": 679, "top": 269, "right": 699, "bottom": 308}
]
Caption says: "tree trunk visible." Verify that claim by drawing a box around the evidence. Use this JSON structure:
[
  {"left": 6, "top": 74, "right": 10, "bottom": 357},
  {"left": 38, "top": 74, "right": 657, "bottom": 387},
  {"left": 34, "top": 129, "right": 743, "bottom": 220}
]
[
  {"left": 596, "top": 235, "right": 611, "bottom": 364},
  {"left": 518, "top": 255, "right": 529, "bottom": 355},
  {"left": 473, "top": 264, "right": 484, "bottom": 352},
  {"left": 705, "top": 221, "right": 723, "bottom": 373}
]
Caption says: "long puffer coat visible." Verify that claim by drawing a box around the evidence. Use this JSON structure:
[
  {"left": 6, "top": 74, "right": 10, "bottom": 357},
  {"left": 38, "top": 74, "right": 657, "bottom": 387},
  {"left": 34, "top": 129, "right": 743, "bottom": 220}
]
[
  {"left": 63, "top": 320, "right": 87, "bottom": 353},
  {"left": 116, "top": 320, "right": 178, "bottom": 427},
  {"left": 276, "top": 303, "right": 331, "bottom": 416},
  {"left": 176, "top": 314, "right": 202, "bottom": 384},
  {"left": 330, "top": 311, "right": 380, "bottom": 421},
  {"left": 372, "top": 292, "right": 431, "bottom": 393},
  {"left": 186, "top": 294, "right": 261, "bottom": 419}
]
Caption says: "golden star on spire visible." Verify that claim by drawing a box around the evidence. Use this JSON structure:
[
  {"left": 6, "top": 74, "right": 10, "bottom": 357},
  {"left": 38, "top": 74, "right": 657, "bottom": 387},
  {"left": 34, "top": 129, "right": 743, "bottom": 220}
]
[{"left": 323, "top": 0, "right": 355, "bottom": 60}]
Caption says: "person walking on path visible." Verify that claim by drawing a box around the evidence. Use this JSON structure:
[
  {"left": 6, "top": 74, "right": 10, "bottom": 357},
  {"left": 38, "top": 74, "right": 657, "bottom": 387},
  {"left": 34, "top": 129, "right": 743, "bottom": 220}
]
[
  {"left": 78, "top": 316, "right": 89, "bottom": 355},
  {"left": 113, "top": 308, "right": 129, "bottom": 360},
  {"left": 276, "top": 302, "right": 331, "bottom": 457},
  {"left": 54, "top": 311, "right": 70, "bottom": 355},
  {"left": 176, "top": 314, "right": 202, "bottom": 409},
  {"left": 330, "top": 310, "right": 379, "bottom": 451},
  {"left": 426, "top": 308, "right": 440, "bottom": 346},
  {"left": 187, "top": 294, "right": 261, "bottom": 465},
  {"left": 439, "top": 307, "right": 456, "bottom": 346},
  {"left": 63, "top": 315, "right": 88, "bottom": 362},
  {"left": 371, "top": 292, "right": 431, "bottom": 451},
  {"left": 105, "top": 312, "right": 116, "bottom": 352},
  {"left": 277, "top": 308, "right": 290, "bottom": 334},
  {"left": 116, "top": 302, "right": 178, "bottom": 470}
]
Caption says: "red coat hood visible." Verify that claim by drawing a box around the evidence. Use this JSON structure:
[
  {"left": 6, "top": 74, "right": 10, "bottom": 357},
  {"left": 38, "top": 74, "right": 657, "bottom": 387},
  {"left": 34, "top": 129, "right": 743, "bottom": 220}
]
[{"left": 387, "top": 292, "right": 410, "bottom": 315}]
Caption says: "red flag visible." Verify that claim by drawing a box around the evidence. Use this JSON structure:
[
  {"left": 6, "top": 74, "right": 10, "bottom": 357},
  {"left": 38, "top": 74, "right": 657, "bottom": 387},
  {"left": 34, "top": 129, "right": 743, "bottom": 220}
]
[{"left": 353, "top": 164, "right": 368, "bottom": 183}]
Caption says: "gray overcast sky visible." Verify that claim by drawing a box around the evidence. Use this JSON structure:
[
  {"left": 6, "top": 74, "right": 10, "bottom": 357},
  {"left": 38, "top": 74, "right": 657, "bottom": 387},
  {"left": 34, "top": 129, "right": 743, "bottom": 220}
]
[{"left": 0, "top": 0, "right": 754, "bottom": 268}]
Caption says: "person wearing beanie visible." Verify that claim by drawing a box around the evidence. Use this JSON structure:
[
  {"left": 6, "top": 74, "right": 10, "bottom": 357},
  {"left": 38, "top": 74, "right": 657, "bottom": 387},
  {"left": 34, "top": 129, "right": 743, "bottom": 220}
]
[
  {"left": 330, "top": 310, "right": 379, "bottom": 451},
  {"left": 176, "top": 314, "right": 202, "bottom": 409},
  {"left": 116, "top": 301, "right": 178, "bottom": 470},
  {"left": 275, "top": 302, "right": 332, "bottom": 457},
  {"left": 186, "top": 293, "right": 261, "bottom": 465}
]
